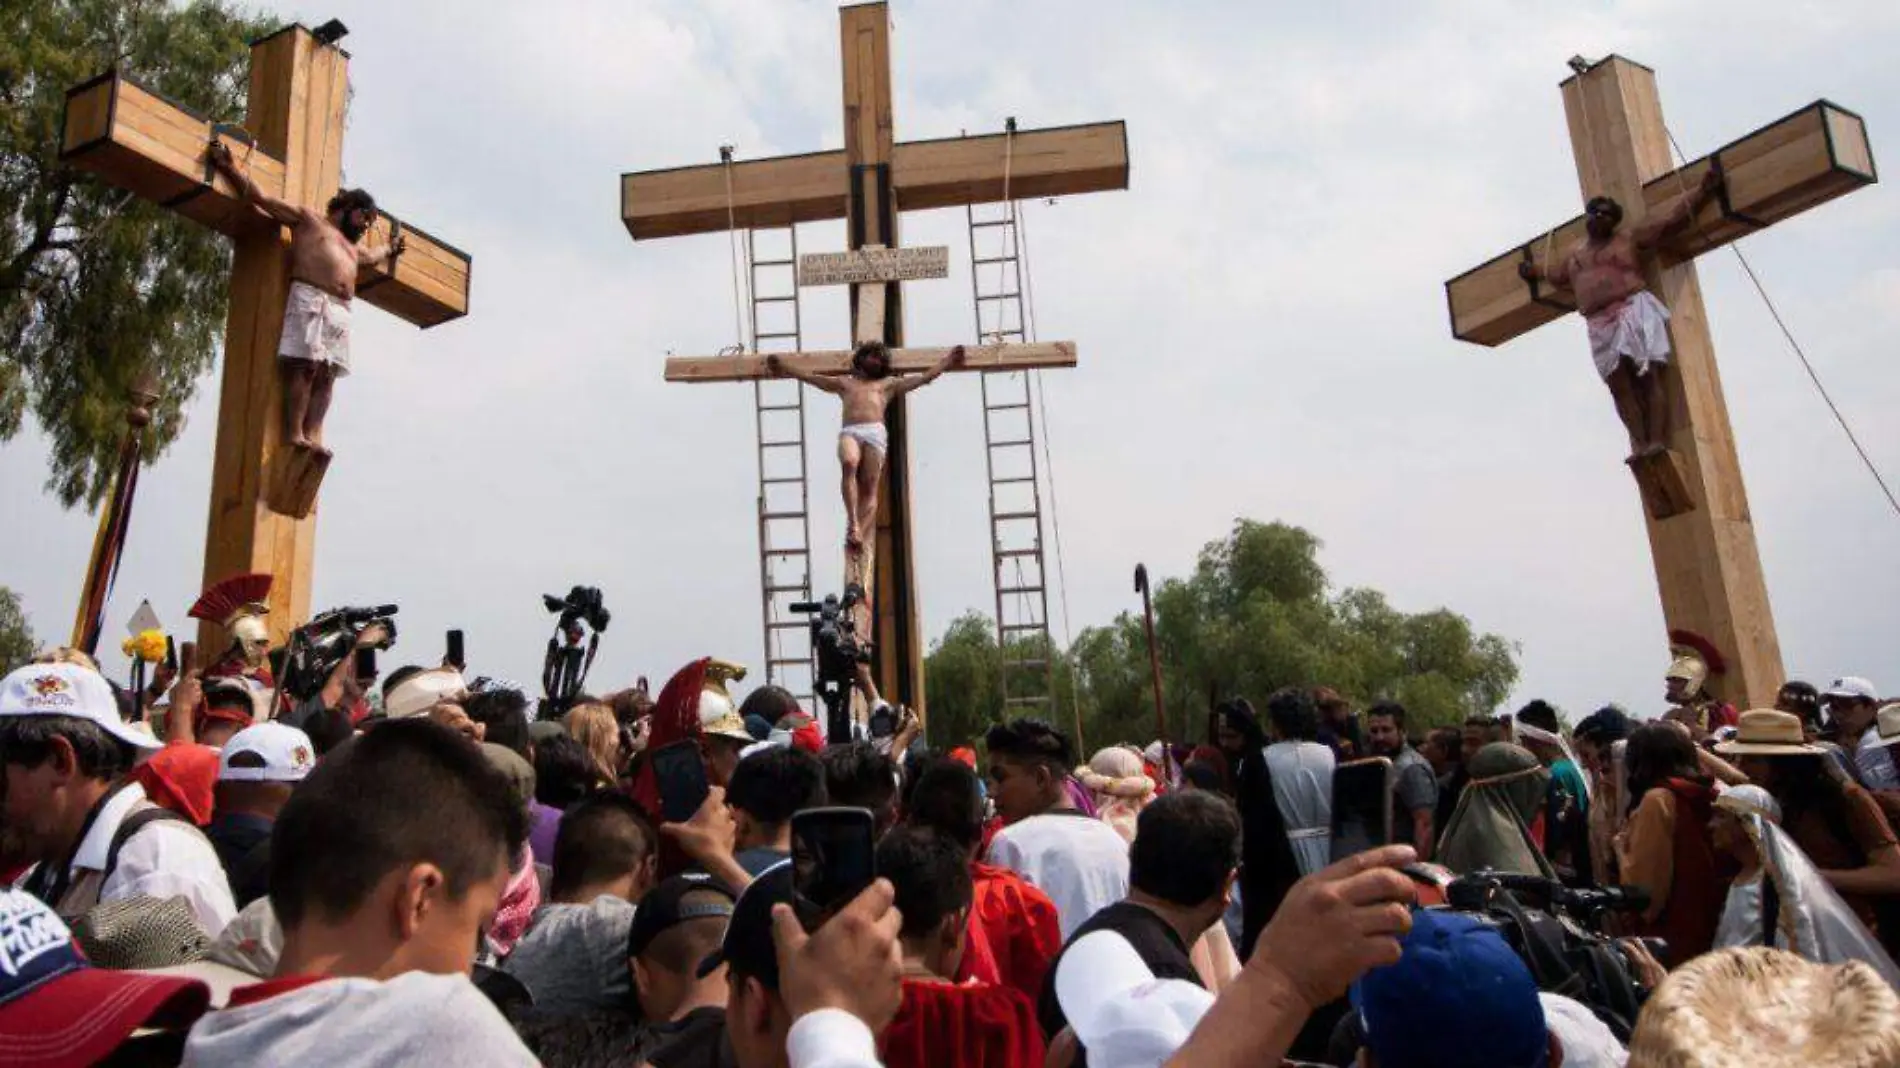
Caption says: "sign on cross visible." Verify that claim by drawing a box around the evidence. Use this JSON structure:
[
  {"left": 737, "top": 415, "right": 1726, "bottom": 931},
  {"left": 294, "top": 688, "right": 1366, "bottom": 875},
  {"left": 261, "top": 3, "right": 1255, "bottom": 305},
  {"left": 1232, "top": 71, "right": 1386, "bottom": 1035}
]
[
  {"left": 621, "top": 2, "right": 1127, "bottom": 718},
  {"left": 798, "top": 244, "right": 950, "bottom": 287},
  {"left": 1445, "top": 56, "right": 1876, "bottom": 709},
  {"left": 60, "top": 24, "right": 472, "bottom": 651}
]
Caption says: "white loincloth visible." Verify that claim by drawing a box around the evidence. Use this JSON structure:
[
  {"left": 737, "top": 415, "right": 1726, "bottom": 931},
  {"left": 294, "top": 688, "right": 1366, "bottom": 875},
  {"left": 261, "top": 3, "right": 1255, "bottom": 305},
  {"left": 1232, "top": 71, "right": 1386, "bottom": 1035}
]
[
  {"left": 840, "top": 423, "right": 887, "bottom": 455},
  {"left": 1586, "top": 289, "right": 1670, "bottom": 381},
  {"left": 277, "top": 280, "right": 352, "bottom": 377}
]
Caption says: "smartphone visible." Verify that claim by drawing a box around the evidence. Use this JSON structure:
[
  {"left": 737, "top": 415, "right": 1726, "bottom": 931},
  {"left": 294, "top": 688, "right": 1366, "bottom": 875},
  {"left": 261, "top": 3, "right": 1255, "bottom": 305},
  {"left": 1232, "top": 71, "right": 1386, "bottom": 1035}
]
[
  {"left": 179, "top": 641, "right": 198, "bottom": 674},
  {"left": 164, "top": 636, "right": 178, "bottom": 674},
  {"left": 790, "top": 807, "right": 878, "bottom": 917},
  {"left": 1330, "top": 757, "right": 1395, "bottom": 862},
  {"left": 446, "top": 629, "right": 465, "bottom": 670},
  {"left": 353, "top": 646, "right": 377, "bottom": 685},
  {"left": 652, "top": 739, "right": 710, "bottom": 824}
]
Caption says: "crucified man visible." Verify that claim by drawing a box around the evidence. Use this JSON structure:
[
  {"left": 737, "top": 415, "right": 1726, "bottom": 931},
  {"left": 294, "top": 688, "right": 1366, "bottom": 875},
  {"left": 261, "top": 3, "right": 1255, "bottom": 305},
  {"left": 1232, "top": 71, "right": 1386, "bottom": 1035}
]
[
  {"left": 1520, "top": 168, "right": 1723, "bottom": 458},
  {"left": 766, "top": 340, "right": 965, "bottom": 549},
  {"left": 208, "top": 141, "right": 403, "bottom": 456}
]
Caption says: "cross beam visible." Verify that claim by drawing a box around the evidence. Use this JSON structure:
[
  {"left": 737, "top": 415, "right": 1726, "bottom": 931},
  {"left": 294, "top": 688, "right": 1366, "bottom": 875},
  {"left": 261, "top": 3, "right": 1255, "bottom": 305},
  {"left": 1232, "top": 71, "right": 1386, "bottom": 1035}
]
[
  {"left": 664, "top": 342, "right": 1076, "bottom": 384},
  {"left": 59, "top": 26, "right": 473, "bottom": 651},
  {"left": 1444, "top": 56, "right": 1878, "bottom": 709},
  {"left": 624, "top": 3, "right": 1127, "bottom": 718}
]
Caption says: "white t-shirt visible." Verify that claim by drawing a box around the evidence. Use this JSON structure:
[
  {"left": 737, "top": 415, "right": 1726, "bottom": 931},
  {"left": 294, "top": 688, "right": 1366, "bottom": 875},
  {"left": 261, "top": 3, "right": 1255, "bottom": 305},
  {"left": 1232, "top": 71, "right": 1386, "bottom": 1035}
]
[
  {"left": 75, "top": 782, "right": 236, "bottom": 936},
  {"left": 986, "top": 809, "right": 1130, "bottom": 939},
  {"left": 183, "top": 971, "right": 537, "bottom": 1066}
]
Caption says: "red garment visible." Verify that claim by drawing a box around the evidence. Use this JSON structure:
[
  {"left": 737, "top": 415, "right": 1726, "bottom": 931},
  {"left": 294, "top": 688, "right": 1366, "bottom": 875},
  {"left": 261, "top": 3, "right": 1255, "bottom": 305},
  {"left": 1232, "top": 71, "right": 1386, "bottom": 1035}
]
[
  {"left": 880, "top": 977, "right": 1044, "bottom": 1068},
  {"left": 955, "top": 903, "right": 1004, "bottom": 988},
  {"left": 968, "top": 862, "right": 1063, "bottom": 1008},
  {"left": 130, "top": 743, "right": 220, "bottom": 825},
  {"left": 1634, "top": 777, "right": 1730, "bottom": 967}
]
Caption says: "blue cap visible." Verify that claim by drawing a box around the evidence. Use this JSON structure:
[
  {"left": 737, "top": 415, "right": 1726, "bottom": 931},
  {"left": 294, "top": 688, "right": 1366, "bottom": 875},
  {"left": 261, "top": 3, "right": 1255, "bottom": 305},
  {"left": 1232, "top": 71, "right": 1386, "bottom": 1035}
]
[{"left": 1351, "top": 910, "right": 1548, "bottom": 1068}]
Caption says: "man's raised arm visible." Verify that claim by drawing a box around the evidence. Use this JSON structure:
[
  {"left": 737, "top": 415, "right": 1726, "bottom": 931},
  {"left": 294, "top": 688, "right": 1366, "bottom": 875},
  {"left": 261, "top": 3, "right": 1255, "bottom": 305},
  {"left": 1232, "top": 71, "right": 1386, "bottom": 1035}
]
[
  {"left": 765, "top": 354, "right": 843, "bottom": 394},
  {"left": 1636, "top": 168, "right": 1723, "bottom": 250},
  {"left": 357, "top": 232, "right": 406, "bottom": 269},
  {"left": 1517, "top": 250, "right": 1573, "bottom": 289},
  {"left": 208, "top": 142, "right": 311, "bottom": 230},
  {"left": 890, "top": 344, "right": 966, "bottom": 396}
]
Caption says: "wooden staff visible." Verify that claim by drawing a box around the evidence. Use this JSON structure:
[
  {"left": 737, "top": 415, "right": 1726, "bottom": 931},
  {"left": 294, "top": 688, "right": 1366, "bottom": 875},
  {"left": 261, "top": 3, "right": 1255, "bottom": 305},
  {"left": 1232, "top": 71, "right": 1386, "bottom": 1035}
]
[
  {"left": 70, "top": 378, "right": 158, "bottom": 655},
  {"left": 1134, "top": 564, "right": 1169, "bottom": 774}
]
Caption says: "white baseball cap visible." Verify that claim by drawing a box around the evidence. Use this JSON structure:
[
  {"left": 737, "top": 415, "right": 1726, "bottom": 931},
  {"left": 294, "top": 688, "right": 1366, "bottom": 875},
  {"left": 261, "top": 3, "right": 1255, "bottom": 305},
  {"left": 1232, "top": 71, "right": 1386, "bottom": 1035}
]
[
  {"left": 384, "top": 668, "right": 467, "bottom": 719},
  {"left": 0, "top": 662, "right": 160, "bottom": 750},
  {"left": 1054, "top": 931, "right": 1215, "bottom": 1068},
  {"left": 1824, "top": 677, "right": 1880, "bottom": 703},
  {"left": 218, "top": 721, "right": 316, "bottom": 783}
]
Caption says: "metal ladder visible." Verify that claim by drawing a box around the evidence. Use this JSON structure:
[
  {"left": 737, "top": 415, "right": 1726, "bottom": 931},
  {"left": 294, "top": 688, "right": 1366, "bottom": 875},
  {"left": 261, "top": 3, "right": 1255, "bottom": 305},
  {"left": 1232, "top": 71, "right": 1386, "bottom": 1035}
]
[
  {"left": 748, "top": 225, "right": 816, "bottom": 711},
  {"left": 966, "top": 198, "right": 1056, "bottom": 719}
]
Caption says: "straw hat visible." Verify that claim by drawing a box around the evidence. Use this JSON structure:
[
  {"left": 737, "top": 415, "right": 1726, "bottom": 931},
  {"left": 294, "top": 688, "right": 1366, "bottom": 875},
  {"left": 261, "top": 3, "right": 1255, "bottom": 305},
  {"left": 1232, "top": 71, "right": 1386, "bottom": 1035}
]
[
  {"left": 1874, "top": 703, "right": 1900, "bottom": 749},
  {"left": 1712, "top": 710, "right": 1821, "bottom": 758},
  {"left": 1627, "top": 947, "right": 1900, "bottom": 1068}
]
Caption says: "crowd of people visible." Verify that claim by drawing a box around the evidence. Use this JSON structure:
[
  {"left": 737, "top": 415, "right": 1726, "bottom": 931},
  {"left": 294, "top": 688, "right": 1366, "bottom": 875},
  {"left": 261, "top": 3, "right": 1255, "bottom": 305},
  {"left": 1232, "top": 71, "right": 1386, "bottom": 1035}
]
[{"left": 0, "top": 623, "right": 1898, "bottom": 1068}]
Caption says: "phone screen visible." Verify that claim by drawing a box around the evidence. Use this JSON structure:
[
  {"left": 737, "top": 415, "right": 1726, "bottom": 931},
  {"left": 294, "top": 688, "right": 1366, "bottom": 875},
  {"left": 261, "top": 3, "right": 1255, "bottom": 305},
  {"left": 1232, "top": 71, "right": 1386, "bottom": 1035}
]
[
  {"left": 1330, "top": 757, "right": 1394, "bottom": 861},
  {"left": 353, "top": 646, "right": 377, "bottom": 685},
  {"left": 446, "top": 629, "right": 465, "bottom": 669},
  {"left": 652, "top": 739, "right": 710, "bottom": 824},
  {"left": 791, "top": 807, "right": 877, "bottom": 917}
]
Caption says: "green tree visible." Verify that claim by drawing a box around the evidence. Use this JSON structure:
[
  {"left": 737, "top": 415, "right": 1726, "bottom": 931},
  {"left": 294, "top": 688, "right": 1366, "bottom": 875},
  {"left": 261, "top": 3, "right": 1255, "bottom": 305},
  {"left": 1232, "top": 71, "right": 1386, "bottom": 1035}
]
[
  {"left": 923, "top": 610, "right": 1081, "bottom": 751},
  {"left": 2, "top": 0, "right": 275, "bottom": 506},
  {"left": 0, "top": 587, "right": 38, "bottom": 674}
]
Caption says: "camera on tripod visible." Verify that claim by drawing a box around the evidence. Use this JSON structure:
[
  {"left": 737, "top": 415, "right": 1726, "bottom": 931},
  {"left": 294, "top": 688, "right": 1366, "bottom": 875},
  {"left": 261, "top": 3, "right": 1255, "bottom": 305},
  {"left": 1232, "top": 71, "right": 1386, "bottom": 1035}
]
[
  {"left": 790, "top": 583, "right": 868, "bottom": 740},
  {"left": 280, "top": 604, "right": 398, "bottom": 700},
  {"left": 542, "top": 586, "right": 611, "bottom": 635}
]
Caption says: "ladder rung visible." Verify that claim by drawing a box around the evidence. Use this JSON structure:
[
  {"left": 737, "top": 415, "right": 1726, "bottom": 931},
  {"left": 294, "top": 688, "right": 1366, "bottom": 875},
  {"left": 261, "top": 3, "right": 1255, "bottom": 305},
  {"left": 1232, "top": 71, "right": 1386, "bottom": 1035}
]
[
  {"left": 768, "top": 659, "right": 811, "bottom": 668},
  {"left": 753, "top": 258, "right": 795, "bottom": 267},
  {"left": 761, "top": 476, "right": 805, "bottom": 485},
  {"left": 761, "top": 510, "right": 807, "bottom": 520},
  {"left": 1005, "top": 659, "right": 1049, "bottom": 669},
  {"left": 767, "top": 621, "right": 810, "bottom": 631},
  {"left": 991, "top": 476, "right": 1036, "bottom": 485},
  {"left": 999, "top": 622, "right": 1044, "bottom": 632},
  {"left": 970, "top": 220, "right": 1014, "bottom": 229},
  {"left": 996, "top": 548, "right": 1040, "bottom": 558},
  {"left": 758, "top": 403, "right": 803, "bottom": 412},
  {"left": 764, "top": 584, "right": 808, "bottom": 594},
  {"left": 973, "top": 256, "right": 1017, "bottom": 266},
  {"left": 993, "top": 511, "right": 1040, "bottom": 522},
  {"left": 986, "top": 402, "right": 1030, "bottom": 412},
  {"left": 756, "top": 331, "right": 800, "bottom": 340},
  {"left": 999, "top": 586, "right": 1045, "bottom": 596},
  {"left": 989, "top": 439, "right": 1033, "bottom": 449},
  {"left": 761, "top": 441, "right": 804, "bottom": 449},
  {"left": 755, "top": 295, "right": 798, "bottom": 303},
  {"left": 976, "top": 292, "right": 1023, "bottom": 301}
]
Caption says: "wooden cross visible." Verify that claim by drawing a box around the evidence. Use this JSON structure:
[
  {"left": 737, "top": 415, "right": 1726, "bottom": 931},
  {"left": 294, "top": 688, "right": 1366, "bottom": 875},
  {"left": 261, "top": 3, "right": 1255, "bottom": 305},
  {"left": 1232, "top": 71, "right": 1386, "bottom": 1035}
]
[
  {"left": 59, "top": 24, "right": 472, "bottom": 651},
  {"left": 621, "top": 2, "right": 1126, "bottom": 713},
  {"left": 1446, "top": 56, "right": 1876, "bottom": 708}
]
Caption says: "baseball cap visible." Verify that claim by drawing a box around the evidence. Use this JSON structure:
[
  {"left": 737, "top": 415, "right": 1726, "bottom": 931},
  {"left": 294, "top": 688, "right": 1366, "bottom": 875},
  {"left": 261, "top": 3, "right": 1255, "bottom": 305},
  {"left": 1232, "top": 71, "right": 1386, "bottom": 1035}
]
[
  {"left": 0, "top": 662, "right": 159, "bottom": 751},
  {"left": 218, "top": 722, "right": 316, "bottom": 783},
  {"left": 384, "top": 668, "right": 468, "bottom": 719},
  {"left": 628, "top": 874, "right": 737, "bottom": 960},
  {"left": 1824, "top": 677, "right": 1880, "bottom": 703},
  {"left": 0, "top": 889, "right": 211, "bottom": 1066},
  {"left": 1054, "top": 931, "right": 1215, "bottom": 1068},
  {"left": 1352, "top": 909, "right": 1549, "bottom": 1068},
  {"left": 696, "top": 862, "right": 811, "bottom": 989}
]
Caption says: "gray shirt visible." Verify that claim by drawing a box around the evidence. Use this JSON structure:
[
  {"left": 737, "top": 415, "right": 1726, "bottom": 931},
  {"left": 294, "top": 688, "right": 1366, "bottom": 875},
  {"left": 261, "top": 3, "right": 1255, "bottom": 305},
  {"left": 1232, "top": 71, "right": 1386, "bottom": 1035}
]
[
  {"left": 1391, "top": 745, "right": 1439, "bottom": 833},
  {"left": 500, "top": 894, "right": 637, "bottom": 1013}
]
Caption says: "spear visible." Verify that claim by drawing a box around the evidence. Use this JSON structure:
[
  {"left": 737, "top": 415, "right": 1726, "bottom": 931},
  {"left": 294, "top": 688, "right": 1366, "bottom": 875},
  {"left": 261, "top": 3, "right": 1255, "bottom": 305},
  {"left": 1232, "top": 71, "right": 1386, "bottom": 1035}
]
[
  {"left": 71, "top": 378, "right": 158, "bottom": 655},
  {"left": 1134, "top": 564, "right": 1169, "bottom": 776}
]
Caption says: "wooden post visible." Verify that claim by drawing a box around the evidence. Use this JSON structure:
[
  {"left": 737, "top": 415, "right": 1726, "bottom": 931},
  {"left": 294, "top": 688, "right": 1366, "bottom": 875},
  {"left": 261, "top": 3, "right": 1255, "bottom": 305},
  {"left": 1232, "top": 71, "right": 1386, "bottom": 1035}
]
[
  {"left": 1561, "top": 59, "right": 1784, "bottom": 708},
  {"left": 196, "top": 27, "right": 344, "bottom": 654}
]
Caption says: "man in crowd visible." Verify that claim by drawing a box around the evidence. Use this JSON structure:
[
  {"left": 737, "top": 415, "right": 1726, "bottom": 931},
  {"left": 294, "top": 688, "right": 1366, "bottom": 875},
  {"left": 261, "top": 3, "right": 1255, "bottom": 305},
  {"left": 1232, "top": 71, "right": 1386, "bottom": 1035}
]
[
  {"left": 906, "top": 758, "right": 1063, "bottom": 1007},
  {"left": 207, "top": 721, "right": 315, "bottom": 909},
  {"left": 181, "top": 718, "right": 537, "bottom": 1064},
  {"left": 1312, "top": 687, "right": 1363, "bottom": 762},
  {"left": 984, "top": 719, "right": 1130, "bottom": 938},
  {"left": 1461, "top": 715, "right": 1500, "bottom": 764},
  {"left": 1423, "top": 725, "right": 1467, "bottom": 837},
  {"left": 729, "top": 746, "right": 828, "bottom": 875},
  {"left": 1040, "top": 791, "right": 1239, "bottom": 1061},
  {"left": 1825, "top": 677, "right": 1898, "bottom": 790},
  {"left": 822, "top": 742, "right": 903, "bottom": 839},
  {"left": 1661, "top": 631, "right": 1738, "bottom": 739},
  {"left": 1263, "top": 687, "right": 1336, "bottom": 877},
  {"left": 1364, "top": 702, "right": 1436, "bottom": 859},
  {"left": 619, "top": 874, "right": 739, "bottom": 1067},
  {"left": 876, "top": 827, "right": 1043, "bottom": 1068},
  {"left": 504, "top": 791, "right": 659, "bottom": 1013},
  {"left": 1, "top": 662, "right": 236, "bottom": 935}
]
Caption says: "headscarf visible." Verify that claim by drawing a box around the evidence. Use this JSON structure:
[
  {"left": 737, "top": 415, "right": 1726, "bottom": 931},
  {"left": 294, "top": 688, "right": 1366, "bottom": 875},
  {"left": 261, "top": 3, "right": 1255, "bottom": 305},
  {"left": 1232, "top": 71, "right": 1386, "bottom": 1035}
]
[
  {"left": 1714, "top": 785, "right": 1900, "bottom": 989},
  {"left": 130, "top": 742, "right": 220, "bottom": 825},
  {"left": 1077, "top": 746, "right": 1157, "bottom": 843},
  {"left": 1514, "top": 719, "right": 1591, "bottom": 802},
  {"left": 1437, "top": 743, "right": 1556, "bottom": 878}
]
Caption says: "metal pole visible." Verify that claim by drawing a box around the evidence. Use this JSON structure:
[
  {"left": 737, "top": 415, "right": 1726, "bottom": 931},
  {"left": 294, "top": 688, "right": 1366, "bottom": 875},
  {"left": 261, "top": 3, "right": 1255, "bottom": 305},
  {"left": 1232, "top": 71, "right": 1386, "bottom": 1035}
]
[{"left": 1134, "top": 564, "right": 1168, "bottom": 775}]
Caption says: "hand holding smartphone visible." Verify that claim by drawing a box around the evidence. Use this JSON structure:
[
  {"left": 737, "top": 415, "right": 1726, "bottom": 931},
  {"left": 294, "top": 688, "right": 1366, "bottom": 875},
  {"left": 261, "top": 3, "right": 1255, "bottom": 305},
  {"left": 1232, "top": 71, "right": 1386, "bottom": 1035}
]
[
  {"left": 791, "top": 807, "right": 878, "bottom": 920},
  {"left": 652, "top": 739, "right": 711, "bottom": 825}
]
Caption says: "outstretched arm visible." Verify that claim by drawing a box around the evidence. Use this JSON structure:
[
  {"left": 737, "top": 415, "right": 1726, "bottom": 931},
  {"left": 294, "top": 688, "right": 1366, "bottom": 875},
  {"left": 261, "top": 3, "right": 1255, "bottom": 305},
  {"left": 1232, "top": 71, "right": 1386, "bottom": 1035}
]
[
  {"left": 1635, "top": 168, "right": 1723, "bottom": 250},
  {"left": 765, "top": 354, "right": 843, "bottom": 394},
  {"left": 1518, "top": 248, "right": 1573, "bottom": 289},
  {"left": 208, "top": 142, "right": 311, "bottom": 230},
  {"left": 889, "top": 344, "right": 965, "bottom": 396},
  {"left": 357, "top": 232, "right": 405, "bottom": 269}
]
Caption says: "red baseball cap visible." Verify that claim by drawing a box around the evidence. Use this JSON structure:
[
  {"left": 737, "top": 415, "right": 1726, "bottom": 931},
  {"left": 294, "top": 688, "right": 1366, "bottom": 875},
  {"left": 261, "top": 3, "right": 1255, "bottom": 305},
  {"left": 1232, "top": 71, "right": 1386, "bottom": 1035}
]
[{"left": 0, "top": 889, "right": 210, "bottom": 1067}]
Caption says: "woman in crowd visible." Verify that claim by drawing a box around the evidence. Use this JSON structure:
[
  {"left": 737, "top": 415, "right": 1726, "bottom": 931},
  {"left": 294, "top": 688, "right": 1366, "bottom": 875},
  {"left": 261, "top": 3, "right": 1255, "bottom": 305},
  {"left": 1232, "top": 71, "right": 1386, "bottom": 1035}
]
[
  {"left": 1437, "top": 742, "right": 1554, "bottom": 878},
  {"left": 1616, "top": 722, "right": 1727, "bottom": 966},
  {"left": 1076, "top": 746, "right": 1156, "bottom": 844},
  {"left": 563, "top": 701, "right": 624, "bottom": 789}
]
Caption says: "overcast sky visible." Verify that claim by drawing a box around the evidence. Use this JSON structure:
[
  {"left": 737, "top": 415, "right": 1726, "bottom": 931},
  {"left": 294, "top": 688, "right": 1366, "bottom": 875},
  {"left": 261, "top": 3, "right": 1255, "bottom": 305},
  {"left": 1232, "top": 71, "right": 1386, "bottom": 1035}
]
[{"left": 5, "top": 0, "right": 1897, "bottom": 724}]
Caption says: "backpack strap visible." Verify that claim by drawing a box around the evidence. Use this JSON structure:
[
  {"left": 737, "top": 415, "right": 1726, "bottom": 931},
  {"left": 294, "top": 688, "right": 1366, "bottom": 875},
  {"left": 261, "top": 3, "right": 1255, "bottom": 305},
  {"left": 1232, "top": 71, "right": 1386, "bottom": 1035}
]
[{"left": 105, "top": 806, "right": 191, "bottom": 878}]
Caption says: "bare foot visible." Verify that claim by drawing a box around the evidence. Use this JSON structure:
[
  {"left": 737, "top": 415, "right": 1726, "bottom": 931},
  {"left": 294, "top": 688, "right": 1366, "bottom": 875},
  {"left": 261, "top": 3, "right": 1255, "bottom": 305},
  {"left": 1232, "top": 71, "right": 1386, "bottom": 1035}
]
[
  {"left": 311, "top": 442, "right": 334, "bottom": 459},
  {"left": 1641, "top": 441, "right": 1667, "bottom": 459},
  {"left": 845, "top": 525, "right": 863, "bottom": 550},
  {"left": 286, "top": 433, "right": 314, "bottom": 451}
]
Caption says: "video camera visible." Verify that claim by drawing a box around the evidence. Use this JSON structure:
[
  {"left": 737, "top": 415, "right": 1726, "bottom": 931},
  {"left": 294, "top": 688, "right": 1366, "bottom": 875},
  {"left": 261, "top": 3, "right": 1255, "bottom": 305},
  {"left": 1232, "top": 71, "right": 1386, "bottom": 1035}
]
[
  {"left": 279, "top": 604, "right": 398, "bottom": 701},
  {"left": 790, "top": 583, "right": 868, "bottom": 741},
  {"left": 542, "top": 586, "right": 611, "bottom": 634}
]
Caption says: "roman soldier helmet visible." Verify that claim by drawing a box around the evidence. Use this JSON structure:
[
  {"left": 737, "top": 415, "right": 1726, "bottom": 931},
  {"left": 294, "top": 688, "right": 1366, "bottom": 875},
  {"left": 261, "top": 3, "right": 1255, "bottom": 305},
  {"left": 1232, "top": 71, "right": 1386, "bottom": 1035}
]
[
  {"left": 189, "top": 573, "right": 273, "bottom": 667},
  {"left": 698, "top": 660, "right": 752, "bottom": 742},
  {"left": 1665, "top": 629, "right": 1727, "bottom": 699}
]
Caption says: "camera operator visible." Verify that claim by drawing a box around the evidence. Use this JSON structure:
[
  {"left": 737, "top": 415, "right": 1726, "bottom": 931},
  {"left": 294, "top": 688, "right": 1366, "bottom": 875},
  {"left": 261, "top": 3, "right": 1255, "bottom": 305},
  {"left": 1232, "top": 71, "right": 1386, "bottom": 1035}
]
[{"left": 280, "top": 619, "right": 390, "bottom": 731}]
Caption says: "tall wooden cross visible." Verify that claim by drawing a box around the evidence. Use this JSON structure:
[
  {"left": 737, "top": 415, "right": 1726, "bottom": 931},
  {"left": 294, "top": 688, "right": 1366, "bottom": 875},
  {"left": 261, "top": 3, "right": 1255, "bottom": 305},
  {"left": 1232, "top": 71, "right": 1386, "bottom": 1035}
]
[
  {"left": 1446, "top": 57, "right": 1876, "bottom": 708},
  {"left": 59, "top": 24, "right": 472, "bottom": 652},
  {"left": 621, "top": 2, "right": 1127, "bottom": 713}
]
